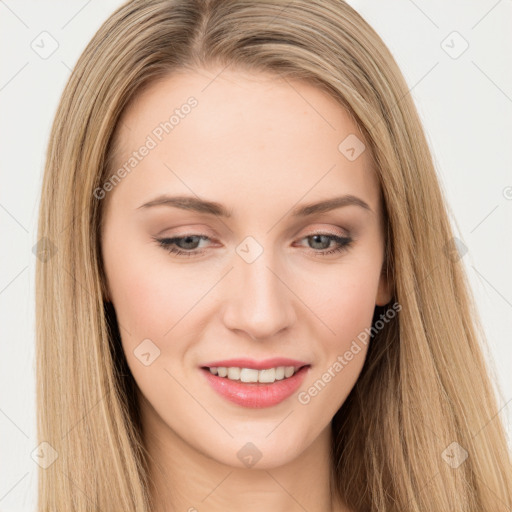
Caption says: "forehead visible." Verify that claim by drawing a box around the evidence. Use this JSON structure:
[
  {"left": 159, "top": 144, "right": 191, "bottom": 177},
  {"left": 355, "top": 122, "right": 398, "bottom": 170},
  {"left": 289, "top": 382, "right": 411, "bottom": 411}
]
[{"left": 107, "top": 67, "right": 380, "bottom": 217}]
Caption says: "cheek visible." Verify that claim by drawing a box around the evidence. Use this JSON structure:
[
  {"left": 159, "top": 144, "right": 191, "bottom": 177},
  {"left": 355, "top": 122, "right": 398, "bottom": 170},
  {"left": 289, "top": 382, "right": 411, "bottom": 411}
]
[
  {"left": 308, "top": 260, "right": 381, "bottom": 344},
  {"left": 296, "top": 266, "right": 378, "bottom": 414},
  {"left": 103, "top": 243, "right": 202, "bottom": 402},
  {"left": 328, "top": 278, "right": 376, "bottom": 338},
  {"left": 301, "top": 254, "right": 381, "bottom": 394},
  {"left": 104, "top": 231, "right": 205, "bottom": 340}
]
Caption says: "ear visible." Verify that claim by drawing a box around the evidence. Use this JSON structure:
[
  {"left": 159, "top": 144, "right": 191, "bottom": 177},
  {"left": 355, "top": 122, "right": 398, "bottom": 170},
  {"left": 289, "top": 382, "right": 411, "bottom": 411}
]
[{"left": 375, "top": 269, "right": 393, "bottom": 306}]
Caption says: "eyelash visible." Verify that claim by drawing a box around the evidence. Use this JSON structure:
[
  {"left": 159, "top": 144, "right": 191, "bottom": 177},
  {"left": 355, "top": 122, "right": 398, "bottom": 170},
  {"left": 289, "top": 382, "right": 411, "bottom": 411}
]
[{"left": 152, "top": 232, "right": 353, "bottom": 258}]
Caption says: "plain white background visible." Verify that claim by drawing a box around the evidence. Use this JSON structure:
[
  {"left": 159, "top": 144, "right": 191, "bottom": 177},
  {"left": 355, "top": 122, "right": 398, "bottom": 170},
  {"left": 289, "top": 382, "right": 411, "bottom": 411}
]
[{"left": 1, "top": 1, "right": 511, "bottom": 510}]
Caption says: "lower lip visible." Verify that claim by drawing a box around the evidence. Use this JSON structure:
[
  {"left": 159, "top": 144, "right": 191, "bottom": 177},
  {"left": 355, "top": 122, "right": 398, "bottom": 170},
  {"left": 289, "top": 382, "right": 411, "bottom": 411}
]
[{"left": 200, "top": 366, "right": 310, "bottom": 408}]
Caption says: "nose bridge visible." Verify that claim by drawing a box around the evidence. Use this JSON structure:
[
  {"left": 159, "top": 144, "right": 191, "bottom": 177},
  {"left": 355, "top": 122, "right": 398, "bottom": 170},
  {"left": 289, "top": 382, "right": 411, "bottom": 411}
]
[{"left": 221, "top": 245, "right": 296, "bottom": 340}]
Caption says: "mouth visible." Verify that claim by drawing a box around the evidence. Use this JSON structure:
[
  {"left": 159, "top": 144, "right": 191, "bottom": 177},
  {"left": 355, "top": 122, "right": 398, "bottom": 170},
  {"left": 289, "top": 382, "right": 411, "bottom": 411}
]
[
  {"left": 199, "top": 361, "right": 311, "bottom": 408},
  {"left": 201, "top": 364, "right": 308, "bottom": 384}
]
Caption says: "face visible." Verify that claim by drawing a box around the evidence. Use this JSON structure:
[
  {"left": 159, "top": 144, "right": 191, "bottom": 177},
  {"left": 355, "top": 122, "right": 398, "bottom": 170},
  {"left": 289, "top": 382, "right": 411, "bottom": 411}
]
[{"left": 100, "top": 66, "right": 391, "bottom": 469}]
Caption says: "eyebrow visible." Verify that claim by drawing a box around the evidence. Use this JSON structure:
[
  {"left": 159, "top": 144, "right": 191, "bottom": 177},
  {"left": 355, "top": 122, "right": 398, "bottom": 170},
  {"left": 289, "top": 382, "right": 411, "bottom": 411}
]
[{"left": 136, "top": 194, "right": 372, "bottom": 217}]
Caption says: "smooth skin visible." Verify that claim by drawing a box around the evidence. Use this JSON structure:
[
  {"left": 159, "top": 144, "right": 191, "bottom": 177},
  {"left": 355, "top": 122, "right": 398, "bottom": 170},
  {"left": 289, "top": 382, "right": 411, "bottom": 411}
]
[{"left": 101, "top": 66, "right": 392, "bottom": 512}]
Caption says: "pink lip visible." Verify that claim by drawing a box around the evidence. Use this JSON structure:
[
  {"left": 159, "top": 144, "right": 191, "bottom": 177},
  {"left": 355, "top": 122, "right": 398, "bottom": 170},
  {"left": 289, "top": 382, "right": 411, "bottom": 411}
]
[
  {"left": 200, "top": 357, "right": 308, "bottom": 370},
  {"left": 200, "top": 365, "right": 311, "bottom": 409}
]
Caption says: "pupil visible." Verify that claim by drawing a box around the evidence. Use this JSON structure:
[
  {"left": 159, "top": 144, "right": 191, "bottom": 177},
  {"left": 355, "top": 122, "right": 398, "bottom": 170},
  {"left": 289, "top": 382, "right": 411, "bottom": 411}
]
[
  {"left": 311, "top": 234, "right": 328, "bottom": 249},
  {"left": 181, "top": 236, "right": 199, "bottom": 249}
]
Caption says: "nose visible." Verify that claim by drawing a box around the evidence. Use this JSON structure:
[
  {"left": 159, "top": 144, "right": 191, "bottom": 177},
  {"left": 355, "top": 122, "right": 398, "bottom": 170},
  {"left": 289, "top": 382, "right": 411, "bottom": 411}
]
[{"left": 220, "top": 254, "right": 297, "bottom": 341}]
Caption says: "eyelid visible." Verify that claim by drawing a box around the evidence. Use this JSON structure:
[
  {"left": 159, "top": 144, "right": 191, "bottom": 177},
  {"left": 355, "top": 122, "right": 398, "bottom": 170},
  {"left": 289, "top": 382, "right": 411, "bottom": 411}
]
[
  {"left": 153, "top": 226, "right": 354, "bottom": 260},
  {"left": 156, "top": 225, "right": 350, "bottom": 244}
]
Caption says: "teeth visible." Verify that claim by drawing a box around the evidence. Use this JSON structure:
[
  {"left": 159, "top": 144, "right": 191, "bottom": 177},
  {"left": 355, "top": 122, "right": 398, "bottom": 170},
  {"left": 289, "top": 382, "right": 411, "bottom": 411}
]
[
  {"left": 208, "top": 365, "right": 300, "bottom": 383},
  {"left": 227, "top": 367, "right": 240, "bottom": 380},
  {"left": 240, "top": 368, "right": 259, "bottom": 382},
  {"left": 284, "top": 366, "right": 295, "bottom": 378},
  {"left": 258, "top": 368, "right": 276, "bottom": 383}
]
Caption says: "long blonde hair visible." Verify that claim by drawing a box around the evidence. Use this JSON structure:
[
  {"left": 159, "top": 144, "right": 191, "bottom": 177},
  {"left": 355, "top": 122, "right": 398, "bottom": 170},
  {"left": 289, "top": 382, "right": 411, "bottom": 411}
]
[{"left": 35, "top": 0, "right": 512, "bottom": 510}]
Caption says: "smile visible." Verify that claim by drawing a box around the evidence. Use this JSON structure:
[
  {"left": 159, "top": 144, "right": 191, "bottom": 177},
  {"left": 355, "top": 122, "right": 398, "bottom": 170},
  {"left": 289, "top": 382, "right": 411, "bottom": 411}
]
[
  {"left": 206, "top": 365, "right": 301, "bottom": 383},
  {"left": 200, "top": 365, "right": 311, "bottom": 408}
]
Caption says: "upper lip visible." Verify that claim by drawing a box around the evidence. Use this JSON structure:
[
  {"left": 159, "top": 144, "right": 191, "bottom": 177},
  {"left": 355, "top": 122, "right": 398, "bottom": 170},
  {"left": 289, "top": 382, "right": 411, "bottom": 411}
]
[{"left": 200, "top": 357, "right": 310, "bottom": 370}]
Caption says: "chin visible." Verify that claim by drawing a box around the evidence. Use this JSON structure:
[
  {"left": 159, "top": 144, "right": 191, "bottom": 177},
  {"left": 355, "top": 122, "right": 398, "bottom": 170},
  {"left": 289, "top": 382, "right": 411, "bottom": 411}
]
[{"left": 199, "top": 429, "right": 311, "bottom": 470}]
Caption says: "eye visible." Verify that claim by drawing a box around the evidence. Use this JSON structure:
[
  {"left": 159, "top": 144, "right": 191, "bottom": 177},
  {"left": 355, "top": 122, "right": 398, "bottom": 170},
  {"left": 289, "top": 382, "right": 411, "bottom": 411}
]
[
  {"left": 153, "top": 232, "right": 353, "bottom": 258},
  {"left": 296, "top": 233, "right": 353, "bottom": 256},
  {"left": 153, "top": 234, "right": 211, "bottom": 257}
]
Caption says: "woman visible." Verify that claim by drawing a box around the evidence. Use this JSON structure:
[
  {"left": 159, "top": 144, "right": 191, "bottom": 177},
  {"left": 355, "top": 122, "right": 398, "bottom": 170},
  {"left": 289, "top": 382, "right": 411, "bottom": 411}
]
[{"left": 35, "top": 0, "right": 512, "bottom": 510}]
